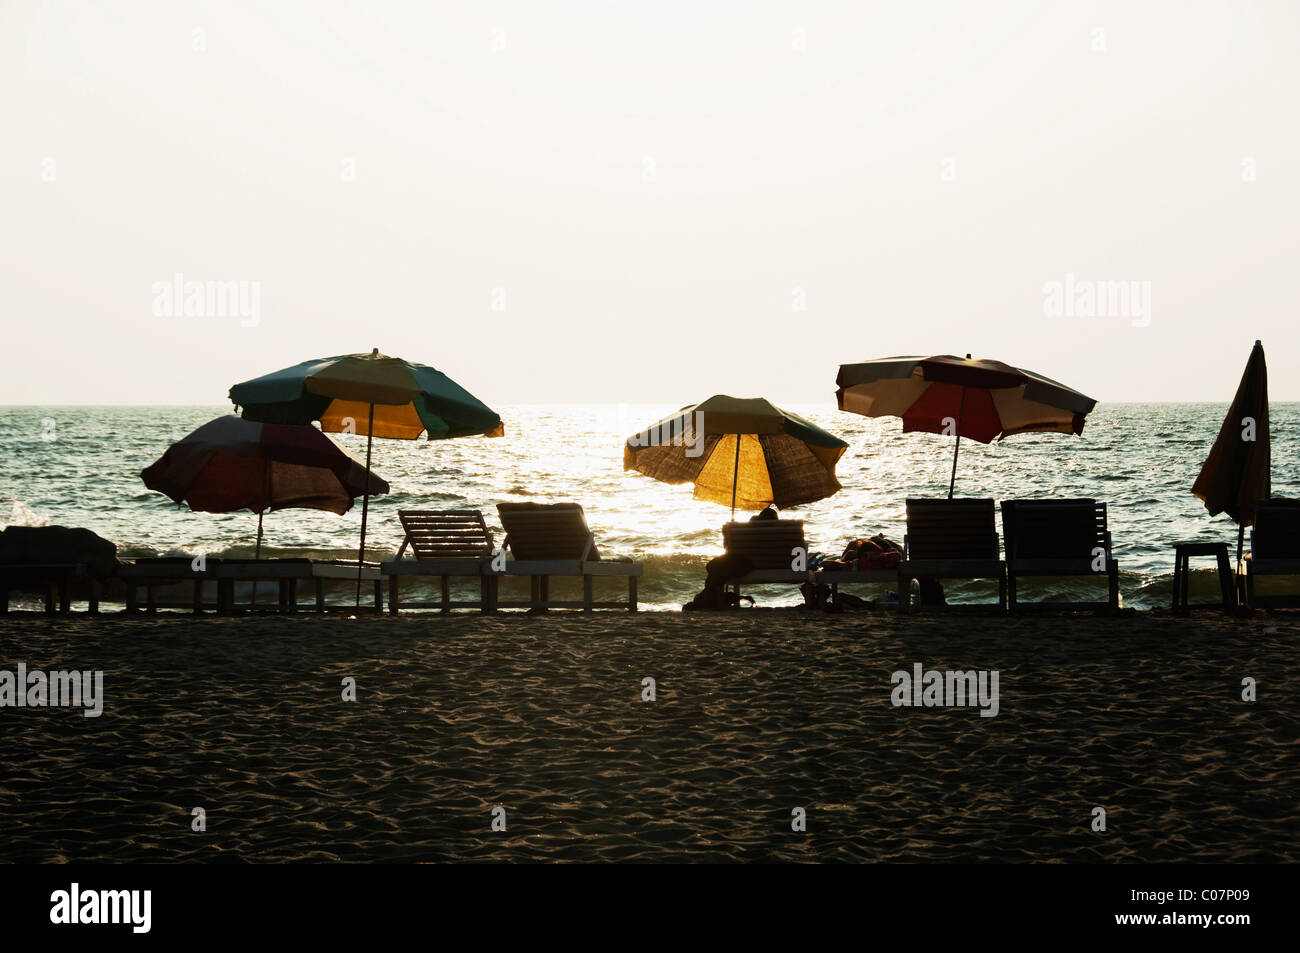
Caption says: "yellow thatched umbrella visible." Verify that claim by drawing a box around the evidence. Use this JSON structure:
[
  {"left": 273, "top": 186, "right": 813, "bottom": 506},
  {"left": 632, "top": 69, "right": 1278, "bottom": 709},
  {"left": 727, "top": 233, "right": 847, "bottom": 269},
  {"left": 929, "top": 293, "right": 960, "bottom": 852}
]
[{"left": 623, "top": 395, "right": 847, "bottom": 518}]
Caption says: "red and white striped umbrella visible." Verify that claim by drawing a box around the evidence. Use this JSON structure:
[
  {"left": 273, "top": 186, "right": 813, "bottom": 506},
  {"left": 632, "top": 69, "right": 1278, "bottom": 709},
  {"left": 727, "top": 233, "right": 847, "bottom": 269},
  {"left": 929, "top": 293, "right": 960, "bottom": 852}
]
[{"left": 836, "top": 354, "right": 1097, "bottom": 497}]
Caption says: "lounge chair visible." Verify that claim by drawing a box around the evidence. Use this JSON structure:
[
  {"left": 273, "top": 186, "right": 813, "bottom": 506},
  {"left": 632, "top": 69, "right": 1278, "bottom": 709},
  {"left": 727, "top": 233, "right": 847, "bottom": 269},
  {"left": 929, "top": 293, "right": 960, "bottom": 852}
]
[
  {"left": 214, "top": 559, "right": 383, "bottom": 613},
  {"left": 0, "top": 525, "right": 117, "bottom": 614},
  {"left": 1000, "top": 499, "right": 1119, "bottom": 612},
  {"left": 381, "top": 510, "right": 496, "bottom": 613},
  {"left": 495, "top": 503, "right": 641, "bottom": 611},
  {"left": 118, "top": 556, "right": 222, "bottom": 613},
  {"left": 1244, "top": 498, "right": 1300, "bottom": 609},
  {"left": 899, "top": 498, "right": 1005, "bottom": 610},
  {"left": 719, "top": 520, "right": 814, "bottom": 599}
]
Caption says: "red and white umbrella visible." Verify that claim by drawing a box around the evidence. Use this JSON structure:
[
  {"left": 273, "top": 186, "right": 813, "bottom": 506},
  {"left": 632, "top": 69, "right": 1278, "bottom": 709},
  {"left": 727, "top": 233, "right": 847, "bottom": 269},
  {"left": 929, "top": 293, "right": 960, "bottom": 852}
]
[{"left": 836, "top": 354, "right": 1096, "bottom": 497}]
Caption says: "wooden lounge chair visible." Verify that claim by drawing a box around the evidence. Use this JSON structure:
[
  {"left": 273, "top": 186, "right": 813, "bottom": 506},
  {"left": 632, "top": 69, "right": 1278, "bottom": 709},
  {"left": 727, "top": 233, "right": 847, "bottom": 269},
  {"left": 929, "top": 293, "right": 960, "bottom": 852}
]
[
  {"left": 720, "top": 520, "right": 814, "bottom": 599},
  {"left": 382, "top": 510, "right": 496, "bottom": 613},
  {"left": 214, "top": 559, "right": 383, "bottom": 614},
  {"left": 119, "top": 556, "right": 222, "bottom": 613},
  {"left": 899, "top": 498, "right": 1005, "bottom": 610},
  {"left": 495, "top": 503, "right": 641, "bottom": 611},
  {"left": 1244, "top": 498, "right": 1300, "bottom": 609},
  {"left": 1000, "top": 499, "right": 1119, "bottom": 612}
]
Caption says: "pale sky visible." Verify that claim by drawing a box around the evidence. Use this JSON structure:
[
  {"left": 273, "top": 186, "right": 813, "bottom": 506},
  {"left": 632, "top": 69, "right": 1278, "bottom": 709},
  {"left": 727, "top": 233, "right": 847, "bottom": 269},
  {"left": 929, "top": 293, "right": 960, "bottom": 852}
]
[{"left": 2, "top": 1, "right": 1297, "bottom": 406}]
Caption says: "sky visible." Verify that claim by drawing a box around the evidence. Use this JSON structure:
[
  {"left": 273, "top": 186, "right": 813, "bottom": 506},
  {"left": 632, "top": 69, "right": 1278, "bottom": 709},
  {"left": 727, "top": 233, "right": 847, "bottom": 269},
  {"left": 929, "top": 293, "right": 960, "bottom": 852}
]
[{"left": 2, "top": 1, "right": 1298, "bottom": 406}]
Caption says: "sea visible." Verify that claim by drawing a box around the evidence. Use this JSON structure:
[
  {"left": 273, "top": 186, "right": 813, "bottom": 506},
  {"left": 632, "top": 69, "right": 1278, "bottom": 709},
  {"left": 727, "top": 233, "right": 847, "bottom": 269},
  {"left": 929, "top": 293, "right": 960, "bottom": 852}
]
[{"left": 1, "top": 403, "right": 1295, "bottom": 610}]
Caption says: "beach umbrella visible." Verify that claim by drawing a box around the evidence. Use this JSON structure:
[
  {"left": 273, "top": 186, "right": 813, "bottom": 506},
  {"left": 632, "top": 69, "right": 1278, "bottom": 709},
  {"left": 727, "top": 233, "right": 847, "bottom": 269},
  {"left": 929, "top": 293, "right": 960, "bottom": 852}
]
[
  {"left": 1192, "top": 340, "right": 1270, "bottom": 566},
  {"left": 623, "top": 395, "right": 848, "bottom": 519},
  {"left": 140, "top": 415, "right": 389, "bottom": 557},
  {"left": 836, "top": 354, "right": 1097, "bottom": 498},
  {"left": 229, "top": 348, "right": 503, "bottom": 602}
]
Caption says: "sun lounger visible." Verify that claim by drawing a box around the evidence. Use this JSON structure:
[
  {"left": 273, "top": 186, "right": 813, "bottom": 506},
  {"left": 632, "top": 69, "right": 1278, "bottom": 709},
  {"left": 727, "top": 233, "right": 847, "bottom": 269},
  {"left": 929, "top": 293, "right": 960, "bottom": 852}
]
[
  {"left": 1244, "top": 498, "right": 1300, "bottom": 609},
  {"left": 720, "top": 520, "right": 814, "bottom": 597},
  {"left": 1000, "top": 499, "right": 1119, "bottom": 612},
  {"left": 495, "top": 503, "right": 640, "bottom": 611},
  {"left": 214, "top": 559, "right": 383, "bottom": 613},
  {"left": 118, "top": 556, "right": 222, "bottom": 613},
  {"left": 381, "top": 510, "right": 496, "bottom": 613},
  {"left": 899, "top": 498, "right": 1005, "bottom": 610}
]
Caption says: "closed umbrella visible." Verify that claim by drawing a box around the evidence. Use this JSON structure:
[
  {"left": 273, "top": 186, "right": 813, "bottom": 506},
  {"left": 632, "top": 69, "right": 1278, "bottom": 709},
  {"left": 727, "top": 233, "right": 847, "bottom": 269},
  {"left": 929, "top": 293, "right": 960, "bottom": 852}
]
[
  {"left": 623, "top": 395, "right": 848, "bottom": 518},
  {"left": 836, "top": 354, "right": 1097, "bottom": 497},
  {"left": 140, "top": 414, "right": 389, "bottom": 557},
  {"left": 1192, "top": 340, "right": 1270, "bottom": 567},
  {"left": 229, "top": 348, "right": 502, "bottom": 602}
]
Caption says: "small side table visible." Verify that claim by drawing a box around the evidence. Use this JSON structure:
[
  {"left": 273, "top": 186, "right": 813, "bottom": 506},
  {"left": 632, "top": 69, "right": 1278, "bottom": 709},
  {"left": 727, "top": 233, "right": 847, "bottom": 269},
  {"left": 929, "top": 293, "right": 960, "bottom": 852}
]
[{"left": 1172, "top": 542, "right": 1236, "bottom": 615}]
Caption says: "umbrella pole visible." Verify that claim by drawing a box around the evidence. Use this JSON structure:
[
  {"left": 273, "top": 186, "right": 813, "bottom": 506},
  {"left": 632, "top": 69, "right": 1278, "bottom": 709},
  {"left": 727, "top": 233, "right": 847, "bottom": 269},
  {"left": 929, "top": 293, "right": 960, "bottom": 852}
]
[
  {"left": 251, "top": 510, "right": 264, "bottom": 607},
  {"left": 355, "top": 402, "right": 375, "bottom": 609},
  {"left": 730, "top": 434, "right": 740, "bottom": 521},
  {"left": 948, "top": 387, "right": 966, "bottom": 499}
]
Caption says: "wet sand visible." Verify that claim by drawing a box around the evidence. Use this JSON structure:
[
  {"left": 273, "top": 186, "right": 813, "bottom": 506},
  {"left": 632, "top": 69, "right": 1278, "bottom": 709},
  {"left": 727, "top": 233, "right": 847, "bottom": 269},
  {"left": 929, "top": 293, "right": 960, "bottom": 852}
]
[{"left": 0, "top": 610, "right": 1295, "bottom": 862}]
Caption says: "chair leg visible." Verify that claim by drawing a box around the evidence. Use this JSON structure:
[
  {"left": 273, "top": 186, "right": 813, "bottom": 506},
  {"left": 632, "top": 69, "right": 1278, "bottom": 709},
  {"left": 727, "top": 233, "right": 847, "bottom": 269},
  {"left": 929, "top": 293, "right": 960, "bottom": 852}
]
[
  {"left": 59, "top": 576, "right": 70, "bottom": 614},
  {"left": 389, "top": 576, "right": 400, "bottom": 616},
  {"left": 1109, "top": 564, "right": 1120, "bottom": 612},
  {"left": 540, "top": 576, "right": 550, "bottom": 609},
  {"left": 441, "top": 576, "right": 450, "bottom": 614},
  {"left": 628, "top": 575, "right": 637, "bottom": 612},
  {"left": 89, "top": 577, "right": 100, "bottom": 615},
  {"left": 1007, "top": 570, "right": 1018, "bottom": 614},
  {"left": 1215, "top": 551, "right": 1235, "bottom": 613},
  {"left": 998, "top": 569, "right": 1007, "bottom": 611},
  {"left": 583, "top": 575, "right": 593, "bottom": 613}
]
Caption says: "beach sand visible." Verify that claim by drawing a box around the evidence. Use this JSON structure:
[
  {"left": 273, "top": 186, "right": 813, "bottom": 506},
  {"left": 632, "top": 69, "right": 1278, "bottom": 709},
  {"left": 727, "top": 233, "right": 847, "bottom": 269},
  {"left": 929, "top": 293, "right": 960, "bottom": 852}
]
[{"left": 0, "top": 609, "right": 1295, "bottom": 863}]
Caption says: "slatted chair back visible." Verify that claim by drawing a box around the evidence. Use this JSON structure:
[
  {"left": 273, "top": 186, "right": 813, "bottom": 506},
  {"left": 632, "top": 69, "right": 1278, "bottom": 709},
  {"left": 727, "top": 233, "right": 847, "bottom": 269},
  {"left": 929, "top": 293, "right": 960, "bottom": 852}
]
[
  {"left": 1001, "top": 499, "right": 1108, "bottom": 561},
  {"left": 722, "top": 520, "right": 807, "bottom": 570},
  {"left": 905, "top": 499, "right": 999, "bottom": 560},
  {"left": 1252, "top": 498, "right": 1300, "bottom": 560},
  {"left": 397, "top": 510, "right": 494, "bottom": 560},
  {"left": 497, "top": 503, "right": 597, "bottom": 561}
]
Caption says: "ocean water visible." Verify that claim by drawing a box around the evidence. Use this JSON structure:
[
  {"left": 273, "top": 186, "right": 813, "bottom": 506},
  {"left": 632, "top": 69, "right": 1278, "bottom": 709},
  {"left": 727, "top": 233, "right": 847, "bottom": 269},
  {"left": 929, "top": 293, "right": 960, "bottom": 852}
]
[{"left": 1, "top": 403, "right": 1296, "bottom": 610}]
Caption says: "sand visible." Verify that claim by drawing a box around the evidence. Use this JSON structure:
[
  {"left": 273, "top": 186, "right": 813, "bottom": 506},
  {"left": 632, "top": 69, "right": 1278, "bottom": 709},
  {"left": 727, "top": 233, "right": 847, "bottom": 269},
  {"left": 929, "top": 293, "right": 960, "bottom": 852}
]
[{"left": 0, "top": 609, "right": 1295, "bottom": 863}]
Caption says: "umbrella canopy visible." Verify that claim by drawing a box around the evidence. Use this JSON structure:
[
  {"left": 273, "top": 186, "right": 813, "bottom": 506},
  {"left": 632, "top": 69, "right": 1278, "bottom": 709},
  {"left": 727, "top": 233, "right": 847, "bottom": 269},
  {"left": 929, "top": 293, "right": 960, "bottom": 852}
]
[
  {"left": 229, "top": 349, "right": 501, "bottom": 602},
  {"left": 623, "top": 395, "right": 848, "bottom": 517},
  {"left": 228, "top": 349, "right": 504, "bottom": 440},
  {"left": 1192, "top": 340, "right": 1270, "bottom": 558},
  {"left": 836, "top": 354, "right": 1097, "bottom": 497},
  {"left": 141, "top": 415, "right": 389, "bottom": 556}
]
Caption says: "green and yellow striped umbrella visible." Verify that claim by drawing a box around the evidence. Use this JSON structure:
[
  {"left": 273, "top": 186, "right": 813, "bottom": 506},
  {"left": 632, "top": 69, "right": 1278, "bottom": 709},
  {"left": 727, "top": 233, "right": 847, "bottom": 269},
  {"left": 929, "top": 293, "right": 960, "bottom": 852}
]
[
  {"left": 624, "top": 395, "right": 847, "bottom": 518},
  {"left": 230, "top": 349, "right": 502, "bottom": 601}
]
